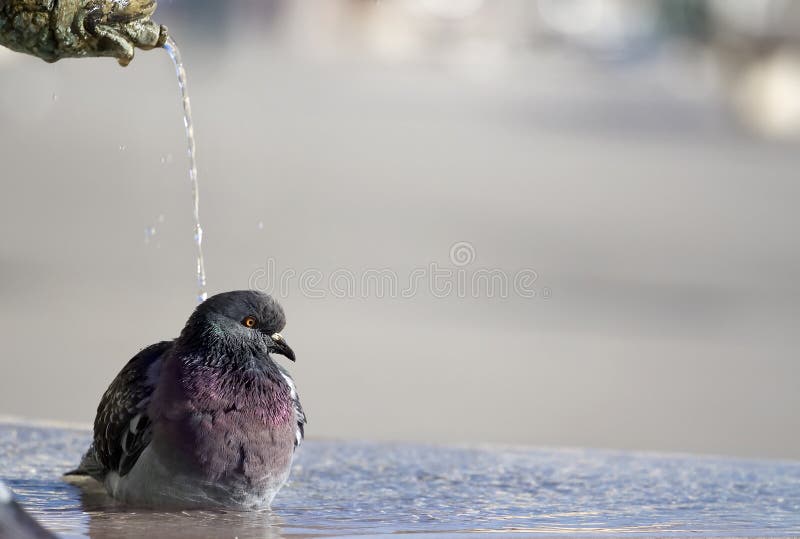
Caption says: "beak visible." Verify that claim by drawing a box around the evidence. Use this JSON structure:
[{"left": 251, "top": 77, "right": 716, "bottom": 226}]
[{"left": 269, "top": 333, "right": 296, "bottom": 362}]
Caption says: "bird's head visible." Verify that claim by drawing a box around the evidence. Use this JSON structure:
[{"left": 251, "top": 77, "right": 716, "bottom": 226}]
[{"left": 180, "top": 290, "right": 295, "bottom": 361}]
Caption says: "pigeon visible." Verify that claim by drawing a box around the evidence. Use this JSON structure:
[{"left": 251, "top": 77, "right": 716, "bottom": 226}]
[
  {"left": 66, "top": 290, "right": 306, "bottom": 510},
  {"left": 0, "top": 480, "right": 56, "bottom": 539}
]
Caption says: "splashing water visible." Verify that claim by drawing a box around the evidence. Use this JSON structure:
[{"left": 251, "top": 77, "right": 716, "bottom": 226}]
[
  {"left": 144, "top": 225, "right": 156, "bottom": 244},
  {"left": 164, "top": 37, "right": 208, "bottom": 304}
]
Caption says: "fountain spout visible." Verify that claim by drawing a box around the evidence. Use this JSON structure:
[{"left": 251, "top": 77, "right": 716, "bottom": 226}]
[{"left": 0, "top": 0, "right": 167, "bottom": 66}]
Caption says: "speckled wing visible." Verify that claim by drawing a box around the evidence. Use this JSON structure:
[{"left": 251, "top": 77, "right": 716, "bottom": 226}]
[
  {"left": 277, "top": 364, "right": 306, "bottom": 448},
  {"left": 293, "top": 394, "right": 307, "bottom": 448},
  {"left": 87, "top": 340, "right": 173, "bottom": 479}
]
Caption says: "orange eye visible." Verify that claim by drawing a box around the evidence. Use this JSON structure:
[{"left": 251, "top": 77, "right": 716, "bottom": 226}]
[{"left": 242, "top": 316, "right": 257, "bottom": 328}]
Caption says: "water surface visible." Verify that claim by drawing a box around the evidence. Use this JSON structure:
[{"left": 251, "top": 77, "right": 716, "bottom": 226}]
[{"left": 1, "top": 422, "right": 798, "bottom": 538}]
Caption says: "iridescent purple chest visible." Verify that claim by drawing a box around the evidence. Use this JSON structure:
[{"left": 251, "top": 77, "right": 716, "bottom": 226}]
[{"left": 151, "top": 363, "right": 297, "bottom": 483}]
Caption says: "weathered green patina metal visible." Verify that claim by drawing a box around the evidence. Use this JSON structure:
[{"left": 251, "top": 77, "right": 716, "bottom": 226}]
[{"left": 0, "top": 0, "right": 167, "bottom": 66}]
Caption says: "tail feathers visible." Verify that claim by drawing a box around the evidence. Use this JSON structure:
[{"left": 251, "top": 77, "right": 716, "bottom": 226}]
[
  {"left": 63, "top": 445, "right": 105, "bottom": 481},
  {"left": 62, "top": 468, "right": 90, "bottom": 477}
]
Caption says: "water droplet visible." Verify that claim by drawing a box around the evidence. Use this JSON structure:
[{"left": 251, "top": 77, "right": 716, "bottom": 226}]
[
  {"left": 257, "top": 221, "right": 264, "bottom": 230},
  {"left": 51, "top": 92, "right": 58, "bottom": 102},
  {"left": 160, "top": 153, "right": 173, "bottom": 164},
  {"left": 144, "top": 226, "right": 157, "bottom": 244},
  {"left": 119, "top": 144, "right": 127, "bottom": 151}
]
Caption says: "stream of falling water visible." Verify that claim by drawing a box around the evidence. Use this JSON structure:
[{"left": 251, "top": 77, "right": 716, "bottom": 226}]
[{"left": 163, "top": 37, "right": 208, "bottom": 304}]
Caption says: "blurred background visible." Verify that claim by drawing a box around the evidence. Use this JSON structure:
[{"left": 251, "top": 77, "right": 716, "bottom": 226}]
[{"left": 0, "top": 0, "right": 798, "bottom": 460}]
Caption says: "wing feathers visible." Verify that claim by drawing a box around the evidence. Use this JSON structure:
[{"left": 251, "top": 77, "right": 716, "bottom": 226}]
[
  {"left": 89, "top": 340, "right": 172, "bottom": 478},
  {"left": 278, "top": 366, "right": 307, "bottom": 448}
]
